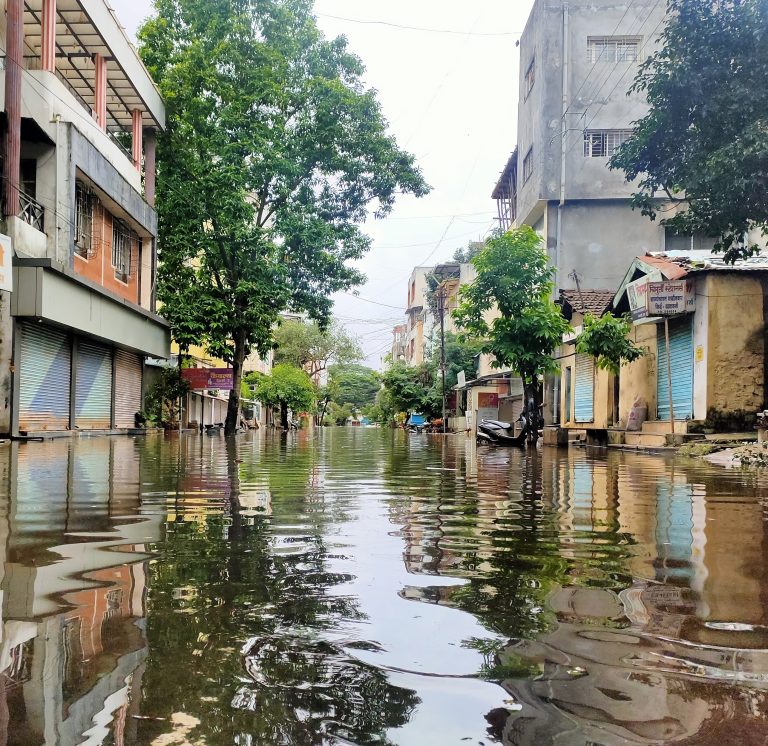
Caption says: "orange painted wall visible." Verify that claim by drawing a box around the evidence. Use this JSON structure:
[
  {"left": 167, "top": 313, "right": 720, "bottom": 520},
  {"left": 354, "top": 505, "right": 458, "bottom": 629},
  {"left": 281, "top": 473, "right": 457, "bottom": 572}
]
[{"left": 74, "top": 203, "right": 141, "bottom": 305}]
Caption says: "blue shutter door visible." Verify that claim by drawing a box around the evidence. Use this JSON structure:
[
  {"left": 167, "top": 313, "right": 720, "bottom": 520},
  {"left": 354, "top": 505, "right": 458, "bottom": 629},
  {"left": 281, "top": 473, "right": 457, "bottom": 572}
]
[
  {"left": 657, "top": 317, "right": 693, "bottom": 420},
  {"left": 18, "top": 324, "right": 71, "bottom": 432},
  {"left": 574, "top": 354, "right": 594, "bottom": 422},
  {"left": 75, "top": 341, "right": 113, "bottom": 429}
]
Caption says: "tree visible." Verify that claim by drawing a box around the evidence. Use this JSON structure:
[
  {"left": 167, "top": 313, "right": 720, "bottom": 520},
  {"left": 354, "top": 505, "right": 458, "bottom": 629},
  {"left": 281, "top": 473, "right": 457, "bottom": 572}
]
[
  {"left": 453, "top": 227, "right": 570, "bottom": 439},
  {"left": 452, "top": 241, "right": 484, "bottom": 264},
  {"left": 274, "top": 321, "right": 362, "bottom": 380},
  {"left": 439, "top": 332, "right": 483, "bottom": 389},
  {"left": 251, "top": 364, "right": 316, "bottom": 429},
  {"left": 138, "top": 0, "right": 429, "bottom": 434},
  {"left": 609, "top": 0, "right": 768, "bottom": 263},
  {"left": 328, "top": 364, "right": 380, "bottom": 410},
  {"left": 381, "top": 361, "right": 440, "bottom": 418},
  {"left": 144, "top": 366, "right": 190, "bottom": 427},
  {"left": 327, "top": 401, "right": 354, "bottom": 425},
  {"left": 575, "top": 313, "right": 644, "bottom": 376}
]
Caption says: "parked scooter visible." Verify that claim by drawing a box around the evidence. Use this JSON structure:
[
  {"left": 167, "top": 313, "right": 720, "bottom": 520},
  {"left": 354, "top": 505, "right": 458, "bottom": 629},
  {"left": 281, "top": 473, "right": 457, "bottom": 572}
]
[{"left": 477, "top": 413, "right": 528, "bottom": 446}]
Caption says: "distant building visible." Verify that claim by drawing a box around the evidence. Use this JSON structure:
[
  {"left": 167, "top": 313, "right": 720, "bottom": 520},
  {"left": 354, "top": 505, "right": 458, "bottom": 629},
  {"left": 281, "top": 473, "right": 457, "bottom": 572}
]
[{"left": 403, "top": 266, "right": 434, "bottom": 365}]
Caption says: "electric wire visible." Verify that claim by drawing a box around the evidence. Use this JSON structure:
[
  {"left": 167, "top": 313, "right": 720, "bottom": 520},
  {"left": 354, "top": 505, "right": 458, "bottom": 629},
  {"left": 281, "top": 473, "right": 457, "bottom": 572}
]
[{"left": 316, "top": 12, "right": 522, "bottom": 37}]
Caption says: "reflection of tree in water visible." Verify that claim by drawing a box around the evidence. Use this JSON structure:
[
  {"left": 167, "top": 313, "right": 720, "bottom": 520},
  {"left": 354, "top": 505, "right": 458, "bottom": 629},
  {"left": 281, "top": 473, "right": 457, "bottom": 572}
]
[
  {"left": 136, "top": 434, "right": 419, "bottom": 745},
  {"left": 235, "top": 636, "right": 418, "bottom": 744}
]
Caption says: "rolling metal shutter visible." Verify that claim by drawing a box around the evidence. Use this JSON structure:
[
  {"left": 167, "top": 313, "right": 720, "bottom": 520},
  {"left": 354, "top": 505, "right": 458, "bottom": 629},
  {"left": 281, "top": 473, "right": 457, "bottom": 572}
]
[
  {"left": 574, "top": 354, "right": 594, "bottom": 422},
  {"left": 75, "top": 341, "right": 113, "bottom": 429},
  {"left": 114, "top": 350, "right": 143, "bottom": 428},
  {"left": 18, "top": 325, "right": 71, "bottom": 432},
  {"left": 657, "top": 318, "right": 693, "bottom": 420}
]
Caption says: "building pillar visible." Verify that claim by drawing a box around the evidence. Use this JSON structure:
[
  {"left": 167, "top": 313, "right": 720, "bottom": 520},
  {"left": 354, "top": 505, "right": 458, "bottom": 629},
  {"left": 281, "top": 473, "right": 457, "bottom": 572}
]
[
  {"left": 144, "top": 130, "right": 156, "bottom": 207},
  {"left": 41, "top": 0, "right": 57, "bottom": 73},
  {"left": 131, "top": 109, "right": 143, "bottom": 171},
  {"left": 4, "top": 0, "right": 23, "bottom": 218},
  {"left": 94, "top": 53, "right": 107, "bottom": 130}
]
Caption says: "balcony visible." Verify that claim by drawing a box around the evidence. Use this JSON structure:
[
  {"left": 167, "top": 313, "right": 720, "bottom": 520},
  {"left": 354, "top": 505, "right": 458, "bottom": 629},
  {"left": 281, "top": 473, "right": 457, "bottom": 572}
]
[{"left": 18, "top": 190, "right": 44, "bottom": 232}]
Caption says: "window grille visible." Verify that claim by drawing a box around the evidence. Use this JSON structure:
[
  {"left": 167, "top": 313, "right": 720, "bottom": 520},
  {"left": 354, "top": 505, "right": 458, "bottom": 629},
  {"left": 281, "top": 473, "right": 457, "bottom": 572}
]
[
  {"left": 74, "top": 183, "right": 94, "bottom": 258},
  {"left": 587, "top": 36, "right": 641, "bottom": 64},
  {"left": 524, "top": 57, "right": 535, "bottom": 100},
  {"left": 522, "top": 147, "right": 534, "bottom": 183},
  {"left": 112, "top": 218, "right": 136, "bottom": 281},
  {"left": 583, "top": 129, "right": 633, "bottom": 157}
]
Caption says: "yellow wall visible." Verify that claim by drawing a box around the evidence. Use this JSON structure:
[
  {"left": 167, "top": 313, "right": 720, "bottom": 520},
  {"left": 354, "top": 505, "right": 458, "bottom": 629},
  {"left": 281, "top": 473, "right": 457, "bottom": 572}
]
[
  {"left": 704, "top": 273, "right": 764, "bottom": 414},
  {"left": 617, "top": 322, "right": 657, "bottom": 427}
]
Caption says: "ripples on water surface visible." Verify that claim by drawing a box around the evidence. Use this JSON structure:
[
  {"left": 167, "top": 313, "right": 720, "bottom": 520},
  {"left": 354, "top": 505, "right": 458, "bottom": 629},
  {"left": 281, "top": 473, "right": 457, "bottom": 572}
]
[{"left": 1, "top": 429, "right": 768, "bottom": 744}]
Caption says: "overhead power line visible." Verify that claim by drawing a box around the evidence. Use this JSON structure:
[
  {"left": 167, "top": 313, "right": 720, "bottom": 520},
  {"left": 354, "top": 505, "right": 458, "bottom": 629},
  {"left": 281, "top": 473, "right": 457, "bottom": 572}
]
[{"left": 316, "top": 13, "right": 522, "bottom": 36}]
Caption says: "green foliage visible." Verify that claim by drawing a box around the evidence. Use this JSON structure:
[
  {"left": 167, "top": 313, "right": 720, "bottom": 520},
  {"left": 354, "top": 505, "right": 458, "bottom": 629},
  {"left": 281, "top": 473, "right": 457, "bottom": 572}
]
[
  {"left": 274, "top": 321, "right": 362, "bottom": 379},
  {"left": 381, "top": 361, "right": 440, "bottom": 418},
  {"left": 452, "top": 241, "right": 484, "bottom": 264},
  {"left": 327, "top": 401, "right": 354, "bottom": 425},
  {"left": 144, "top": 366, "right": 190, "bottom": 426},
  {"left": 251, "top": 364, "right": 316, "bottom": 423},
  {"left": 365, "top": 387, "right": 396, "bottom": 425},
  {"left": 453, "top": 227, "right": 569, "bottom": 386},
  {"left": 138, "top": 0, "right": 429, "bottom": 432},
  {"left": 575, "top": 313, "right": 644, "bottom": 376},
  {"left": 609, "top": 0, "right": 768, "bottom": 263},
  {"left": 439, "top": 332, "right": 483, "bottom": 388},
  {"left": 328, "top": 364, "right": 380, "bottom": 410}
]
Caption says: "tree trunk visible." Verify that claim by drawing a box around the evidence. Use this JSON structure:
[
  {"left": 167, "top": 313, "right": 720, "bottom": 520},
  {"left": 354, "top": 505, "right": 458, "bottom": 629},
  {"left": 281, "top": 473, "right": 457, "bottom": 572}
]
[
  {"left": 523, "top": 376, "right": 540, "bottom": 444},
  {"left": 225, "top": 329, "right": 246, "bottom": 435},
  {"left": 280, "top": 400, "right": 289, "bottom": 430}
]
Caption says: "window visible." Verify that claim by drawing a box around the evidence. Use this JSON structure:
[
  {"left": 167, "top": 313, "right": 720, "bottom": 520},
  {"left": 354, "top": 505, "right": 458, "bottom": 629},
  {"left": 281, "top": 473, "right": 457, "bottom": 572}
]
[
  {"left": 524, "top": 57, "right": 535, "bottom": 100},
  {"left": 583, "top": 129, "right": 633, "bottom": 157},
  {"left": 74, "top": 183, "right": 94, "bottom": 258},
  {"left": 587, "top": 36, "right": 641, "bottom": 63},
  {"left": 522, "top": 147, "right": 534, "bottom": 183},
  {"left": 112, "top": 218, "right": 136, "bottom": 281},
  {"left": 664, "top": 228, "right": 717, "bottom": 253}
]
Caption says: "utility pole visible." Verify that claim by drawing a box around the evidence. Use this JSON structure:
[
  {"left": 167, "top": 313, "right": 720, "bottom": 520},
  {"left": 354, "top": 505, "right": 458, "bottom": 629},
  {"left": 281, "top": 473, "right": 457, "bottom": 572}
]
[{"left": 438, "top": 285, "right": 447, "bottom": 434}]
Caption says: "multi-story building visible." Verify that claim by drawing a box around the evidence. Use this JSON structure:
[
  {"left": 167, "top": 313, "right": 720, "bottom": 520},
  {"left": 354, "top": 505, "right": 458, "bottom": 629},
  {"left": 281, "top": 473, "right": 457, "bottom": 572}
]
[
  {"left": 402, "top": 266, "right": 433, "bottom": 365},
  {"left": 2, "top": 0, "right": 169, "bottom": 436},
  {"left": 508, "top": 0, "right": 669, "bottom": 293},
  {"left": 390, "top": 323, "right": 407, "bottom": 362}
]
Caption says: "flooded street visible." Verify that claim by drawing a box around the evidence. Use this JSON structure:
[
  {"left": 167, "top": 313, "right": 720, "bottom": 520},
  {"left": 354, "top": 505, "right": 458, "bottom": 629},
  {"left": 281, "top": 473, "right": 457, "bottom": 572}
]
[{"left": 2, "top": 430, "right": 768, "bottom": 745}]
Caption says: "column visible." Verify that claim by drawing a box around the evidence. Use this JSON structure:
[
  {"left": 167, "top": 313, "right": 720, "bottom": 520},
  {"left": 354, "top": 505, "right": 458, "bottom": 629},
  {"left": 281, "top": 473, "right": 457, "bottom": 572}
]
[
  {"left": 144, "top": 130, "right": 156, "bottom": 207},
  {"left": 41, "top": 0, "right": 56, "bottom": 73},
  {"left": 4, "top": 0, "right": 23, "bottom": 218},
  {"left": 94, "top": 53, "right": 107, "bottom": 130},
  {"left": 131, "top": 109, "right": 143, "bottom": 171}
]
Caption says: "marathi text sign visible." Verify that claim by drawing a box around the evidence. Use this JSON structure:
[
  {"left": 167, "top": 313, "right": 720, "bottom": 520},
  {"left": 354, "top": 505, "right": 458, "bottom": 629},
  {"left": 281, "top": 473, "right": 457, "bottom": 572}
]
[
  {"left": 646, "top": 280, "right": 695, "bottom": 317},
  {"left": 626, "top": 271, "right": 661, "bottom": 320},
  {"left": 182, "top": 367, "right": 234, "bottom": 390}
]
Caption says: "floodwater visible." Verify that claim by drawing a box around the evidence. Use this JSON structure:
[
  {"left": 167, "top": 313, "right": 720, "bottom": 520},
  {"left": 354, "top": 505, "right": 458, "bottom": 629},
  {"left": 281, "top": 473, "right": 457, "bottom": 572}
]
[{"left": 1, "top": 430, "right": 768, "bottom": 745}]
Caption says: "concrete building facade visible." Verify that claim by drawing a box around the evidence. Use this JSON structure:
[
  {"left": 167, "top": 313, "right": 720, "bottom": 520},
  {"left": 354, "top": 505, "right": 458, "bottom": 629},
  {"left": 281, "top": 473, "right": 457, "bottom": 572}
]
[
  {"left": 1, "top": 0, "right": 169, "bottom": 436},
  {"left": 512, "top": 0, "right": 669, "bottom": 294}
]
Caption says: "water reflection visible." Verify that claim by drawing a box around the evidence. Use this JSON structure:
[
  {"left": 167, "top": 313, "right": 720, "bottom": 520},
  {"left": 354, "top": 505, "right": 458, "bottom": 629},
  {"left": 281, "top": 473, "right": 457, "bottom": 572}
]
[
  {"left": 0, "top": 437, "right": 157, "bottom": 746},
  {"left": 0, "top": 432, "right": 765, "bottom": 743}
]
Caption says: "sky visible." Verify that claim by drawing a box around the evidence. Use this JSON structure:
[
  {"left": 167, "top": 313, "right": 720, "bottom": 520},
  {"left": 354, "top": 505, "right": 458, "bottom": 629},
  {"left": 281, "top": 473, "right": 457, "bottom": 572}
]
[{"left": 111, "top": 0, "right": 535, "bottom": 368}]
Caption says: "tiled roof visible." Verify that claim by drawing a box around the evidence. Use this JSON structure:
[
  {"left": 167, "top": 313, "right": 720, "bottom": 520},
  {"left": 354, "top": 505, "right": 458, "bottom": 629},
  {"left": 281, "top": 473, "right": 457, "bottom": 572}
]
[{"left": 558, "top": 289, "right": 614, "bottom": 316}]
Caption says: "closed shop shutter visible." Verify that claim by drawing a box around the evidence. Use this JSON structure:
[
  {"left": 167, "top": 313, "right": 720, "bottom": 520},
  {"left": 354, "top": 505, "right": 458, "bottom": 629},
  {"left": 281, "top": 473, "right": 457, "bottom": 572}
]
[
  {"left": 114, "top": 350, "right": 143, "bottom": 428},
  {"left": 574, "top": 354, "right": 595, "bottom": 422},
  {"left": 75, "top": 341, "right": 113, "bottom": 429},
  {"left": 657, "top": 317, "right": 693, "bottom": 420},
  {"left": 18, "top": 324, "right": 71, "bottom": 432}
]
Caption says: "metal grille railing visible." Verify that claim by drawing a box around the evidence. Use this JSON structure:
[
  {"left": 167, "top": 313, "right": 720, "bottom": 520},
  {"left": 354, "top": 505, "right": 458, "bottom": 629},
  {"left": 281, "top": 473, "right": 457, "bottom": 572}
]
[{"left": 18, "top": 189, "right": 44, "bottom": 232}]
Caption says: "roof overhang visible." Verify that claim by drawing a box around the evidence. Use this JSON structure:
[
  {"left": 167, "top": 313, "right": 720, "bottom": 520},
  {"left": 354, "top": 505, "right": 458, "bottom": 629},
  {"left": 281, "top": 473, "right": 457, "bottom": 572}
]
[{"left": 22, "top": 0, "right": 165, "bottom": 131}]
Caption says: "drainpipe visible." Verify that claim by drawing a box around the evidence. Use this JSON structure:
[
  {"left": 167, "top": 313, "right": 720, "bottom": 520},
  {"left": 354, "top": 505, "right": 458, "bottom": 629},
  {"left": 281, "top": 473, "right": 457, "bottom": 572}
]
[{"left": 555, "top": 2, "right": 570, "bottom": 300}]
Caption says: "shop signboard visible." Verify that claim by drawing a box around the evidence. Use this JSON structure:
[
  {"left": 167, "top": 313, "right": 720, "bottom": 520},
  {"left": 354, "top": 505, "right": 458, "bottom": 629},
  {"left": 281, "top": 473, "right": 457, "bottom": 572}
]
[
  {"left": 0, "top": 234, "right": 12, "bottom": 292},
  {"left": 626, "top": 271, "right": 661, "bottom": 320},
  {"left": 182, "top": 367, "right": 234, "bottom": 390},
  {"left": 646, "top": 279, "right": 696, "bottom": 316}
]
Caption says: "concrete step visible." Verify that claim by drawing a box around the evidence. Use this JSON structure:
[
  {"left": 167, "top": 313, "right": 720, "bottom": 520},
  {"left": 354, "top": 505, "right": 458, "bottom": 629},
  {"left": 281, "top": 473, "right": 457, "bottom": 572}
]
[
  {"left": 641, "top": 420, "right": 689, "bottom": 435},
  {"left": 625, "top": 432, "right": 669, "bottom": 448}
]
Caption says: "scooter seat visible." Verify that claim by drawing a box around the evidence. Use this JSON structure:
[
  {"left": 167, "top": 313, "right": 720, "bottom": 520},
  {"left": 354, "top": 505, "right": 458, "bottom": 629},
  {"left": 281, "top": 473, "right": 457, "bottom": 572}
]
[{"left": 482, "top": 419, "right": 512, "bottom": 429}]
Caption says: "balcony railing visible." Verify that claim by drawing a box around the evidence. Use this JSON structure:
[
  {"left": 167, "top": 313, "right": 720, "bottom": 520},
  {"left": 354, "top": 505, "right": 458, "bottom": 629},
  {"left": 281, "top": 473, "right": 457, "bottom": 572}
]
[{"left": 19, "top": 190, "right": 44, "bottom": 232}]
